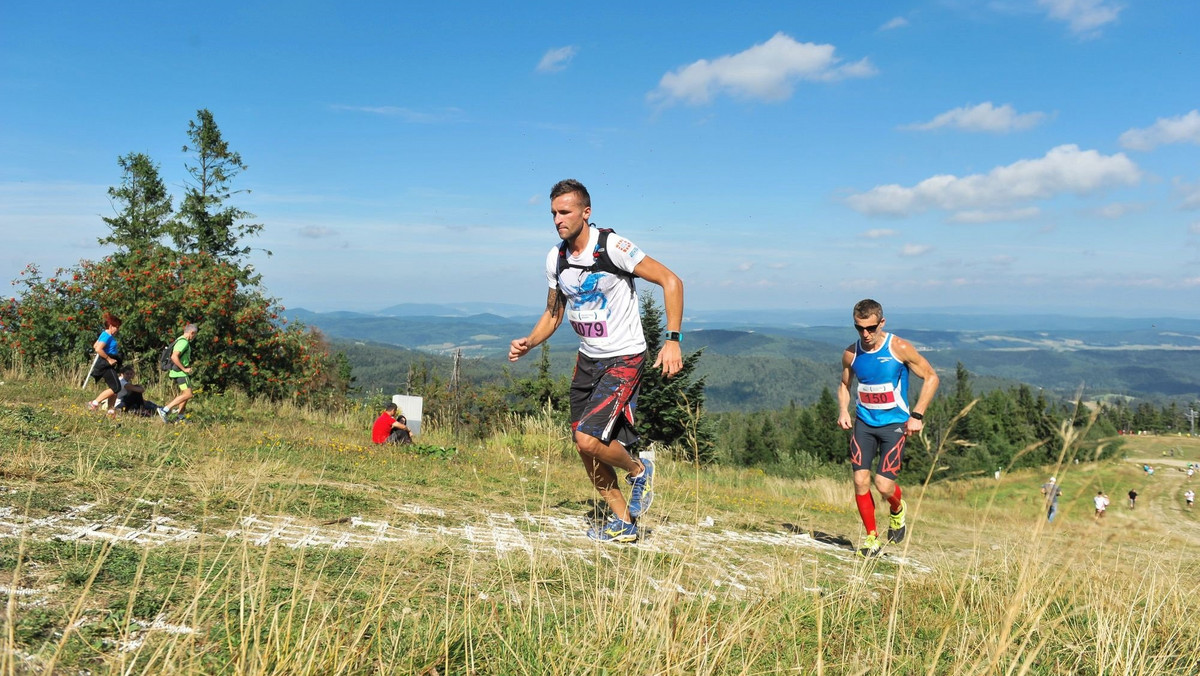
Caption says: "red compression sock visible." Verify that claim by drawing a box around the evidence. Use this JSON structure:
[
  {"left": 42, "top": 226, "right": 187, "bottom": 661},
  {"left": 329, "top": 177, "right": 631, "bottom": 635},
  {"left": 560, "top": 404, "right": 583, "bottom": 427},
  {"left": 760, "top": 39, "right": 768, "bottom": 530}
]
[
  {"left": 888, "top": 486, "right": 903, "bottom": 513},
  {"left": 855, "top": 492, "right": 877, "bottom": 535}
]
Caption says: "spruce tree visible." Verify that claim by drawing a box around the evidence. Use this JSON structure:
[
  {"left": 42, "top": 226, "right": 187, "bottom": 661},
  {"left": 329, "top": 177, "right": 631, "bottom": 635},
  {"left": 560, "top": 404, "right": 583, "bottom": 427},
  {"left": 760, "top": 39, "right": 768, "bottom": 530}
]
[
  {"left": 174, "top": 109, "right": 264, "bottom": 266},
  {"left": 636, "top": 292, "right": 715, "bottom": 462},
  {"left": 100, "top": 152, "right": 175, "bottom": 253}
]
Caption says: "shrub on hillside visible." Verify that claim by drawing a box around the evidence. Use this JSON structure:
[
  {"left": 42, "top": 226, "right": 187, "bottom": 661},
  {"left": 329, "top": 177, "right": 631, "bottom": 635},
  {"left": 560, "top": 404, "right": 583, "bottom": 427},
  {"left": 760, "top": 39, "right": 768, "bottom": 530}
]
[{"left": 0, "top": 247, "right": 345, "bottom": 404}]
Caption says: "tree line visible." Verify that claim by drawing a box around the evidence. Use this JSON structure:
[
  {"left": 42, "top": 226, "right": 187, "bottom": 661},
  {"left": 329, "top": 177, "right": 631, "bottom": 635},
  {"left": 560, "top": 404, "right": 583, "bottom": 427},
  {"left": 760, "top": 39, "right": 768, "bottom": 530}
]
[{"left": 711, "top": 361, "right": 1150, "bottom": 481}]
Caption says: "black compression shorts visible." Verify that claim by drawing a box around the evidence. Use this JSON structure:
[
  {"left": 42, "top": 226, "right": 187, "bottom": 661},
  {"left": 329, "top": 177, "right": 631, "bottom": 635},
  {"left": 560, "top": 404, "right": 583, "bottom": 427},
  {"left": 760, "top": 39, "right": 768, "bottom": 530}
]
[{"left": 849, "top": 417, "right": 907, "bottom": 480}]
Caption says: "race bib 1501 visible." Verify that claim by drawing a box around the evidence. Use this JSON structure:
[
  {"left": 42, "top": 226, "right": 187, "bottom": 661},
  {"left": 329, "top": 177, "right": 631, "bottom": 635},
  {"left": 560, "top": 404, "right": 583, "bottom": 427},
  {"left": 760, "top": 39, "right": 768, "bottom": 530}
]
[
  {"left": 567, "top": 308, "right": 609, "bottom": 338},
  {"left": 857, "top": 382, "right": 898, "bottom": 409}
]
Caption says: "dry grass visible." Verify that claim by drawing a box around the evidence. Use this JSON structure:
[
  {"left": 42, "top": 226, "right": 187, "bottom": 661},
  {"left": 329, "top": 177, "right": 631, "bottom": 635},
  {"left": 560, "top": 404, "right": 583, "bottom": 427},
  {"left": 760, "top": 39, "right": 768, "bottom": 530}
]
[{"left": 2, "top": 370, "right": 1199, "bottom": 674}]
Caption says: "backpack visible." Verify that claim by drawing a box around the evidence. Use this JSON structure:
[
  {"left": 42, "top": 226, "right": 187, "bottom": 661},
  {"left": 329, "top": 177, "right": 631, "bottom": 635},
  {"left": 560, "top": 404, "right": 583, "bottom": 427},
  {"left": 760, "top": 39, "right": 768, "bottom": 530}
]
[
  {"left": 159, "top": 342, "right": 176, "bottom": 372},
  {"left": 555, "top": 226, "right": 636, "bottom": 295}
]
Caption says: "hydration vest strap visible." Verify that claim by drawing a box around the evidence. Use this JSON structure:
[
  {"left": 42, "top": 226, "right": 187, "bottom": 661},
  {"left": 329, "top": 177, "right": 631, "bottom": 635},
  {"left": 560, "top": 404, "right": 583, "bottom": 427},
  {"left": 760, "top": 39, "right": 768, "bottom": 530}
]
[{"left": 556, "top": 227, "right": 635, "bottom": 293}]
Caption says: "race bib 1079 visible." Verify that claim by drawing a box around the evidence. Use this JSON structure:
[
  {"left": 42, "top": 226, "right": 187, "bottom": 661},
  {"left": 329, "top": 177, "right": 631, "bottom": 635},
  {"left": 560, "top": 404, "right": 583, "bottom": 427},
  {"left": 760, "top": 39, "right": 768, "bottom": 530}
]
[{"left": 567, "top": 308, "right": 609, "bottom": 338}]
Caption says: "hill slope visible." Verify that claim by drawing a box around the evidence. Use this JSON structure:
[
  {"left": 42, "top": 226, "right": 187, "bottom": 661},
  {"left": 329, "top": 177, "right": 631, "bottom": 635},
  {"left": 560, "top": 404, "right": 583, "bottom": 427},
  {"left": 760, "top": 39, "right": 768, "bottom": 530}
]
[{"left": 1, "top": 374, "right": 1198, "bottom": 673}]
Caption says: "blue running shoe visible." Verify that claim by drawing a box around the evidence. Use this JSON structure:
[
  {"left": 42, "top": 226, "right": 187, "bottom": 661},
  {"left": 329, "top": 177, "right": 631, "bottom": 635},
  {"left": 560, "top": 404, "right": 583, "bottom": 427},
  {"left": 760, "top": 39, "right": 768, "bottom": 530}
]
[
  {"left": 587, "top": 516, "right": 638, "bottom": 543},
  {"left": 157, "top": 407, "right": 171, "bottom": 423},
  {"left": 627, "top": 457, "right": 654, "bottom": 518}
]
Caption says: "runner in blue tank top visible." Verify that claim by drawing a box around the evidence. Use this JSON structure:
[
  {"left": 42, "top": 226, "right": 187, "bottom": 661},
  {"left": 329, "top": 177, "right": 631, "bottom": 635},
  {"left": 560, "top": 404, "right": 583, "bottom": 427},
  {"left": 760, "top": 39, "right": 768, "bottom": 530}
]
[{"left": 836, "top": 299, "right": 940, "bottom": 557}]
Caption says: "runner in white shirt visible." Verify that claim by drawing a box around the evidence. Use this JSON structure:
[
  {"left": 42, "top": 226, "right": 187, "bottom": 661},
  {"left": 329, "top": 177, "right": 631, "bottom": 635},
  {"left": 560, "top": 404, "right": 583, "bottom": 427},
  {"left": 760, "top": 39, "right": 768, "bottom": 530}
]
[
  {"left": 1094, "top": 491, "right": 1109, "bottom": 518},
  {"left": 510, "top": 179, "right": 684, "bottom": 544},
  {"left": 1185, "top": 489, "right": 1195, "bottom": 511}
]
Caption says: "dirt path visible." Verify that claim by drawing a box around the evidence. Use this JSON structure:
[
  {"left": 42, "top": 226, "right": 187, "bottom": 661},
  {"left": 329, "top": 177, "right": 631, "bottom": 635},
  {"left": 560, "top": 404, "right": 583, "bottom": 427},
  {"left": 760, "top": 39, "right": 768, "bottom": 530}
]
[
  {"left": 1123, "top": 457, "right": 1200, "bottom": 536},
  {"left": 0, "top": 491, "right": 930, "bottom": 603}
]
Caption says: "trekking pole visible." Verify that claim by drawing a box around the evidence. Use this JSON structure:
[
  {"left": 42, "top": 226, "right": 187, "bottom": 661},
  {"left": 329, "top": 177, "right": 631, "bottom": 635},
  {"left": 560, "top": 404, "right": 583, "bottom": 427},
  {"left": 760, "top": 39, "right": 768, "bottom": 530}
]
[{"left": 81, "top": 354, "right": 100, "bottom": 389}]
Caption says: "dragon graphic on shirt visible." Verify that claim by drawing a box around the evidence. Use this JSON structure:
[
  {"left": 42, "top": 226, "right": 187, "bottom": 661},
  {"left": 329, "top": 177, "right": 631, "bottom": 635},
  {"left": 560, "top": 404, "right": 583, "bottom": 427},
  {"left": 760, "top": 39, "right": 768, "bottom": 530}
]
[{"left": 568, "top": 272, "right": 608, "bottom": 310}]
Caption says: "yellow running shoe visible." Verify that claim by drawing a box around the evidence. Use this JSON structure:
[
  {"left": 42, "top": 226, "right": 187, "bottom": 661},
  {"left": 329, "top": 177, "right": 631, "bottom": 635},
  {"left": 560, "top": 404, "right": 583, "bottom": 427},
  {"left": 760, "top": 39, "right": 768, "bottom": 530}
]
[
  {"left": 857, "top": 533, "right": 882, "bottom": 558},
  {"left": 887, "top": 499, "right": 908, "bottom": 544}
]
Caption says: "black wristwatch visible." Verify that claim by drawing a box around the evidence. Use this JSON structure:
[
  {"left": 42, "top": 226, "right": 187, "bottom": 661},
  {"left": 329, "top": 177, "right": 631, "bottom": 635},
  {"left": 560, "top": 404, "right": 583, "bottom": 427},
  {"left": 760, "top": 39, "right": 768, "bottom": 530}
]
[
  {"left": 664, "top": 331, "right": 682, "bottom": 343},
  {"left": 910, "top": 411, "right": 924, "bottom": 421}
]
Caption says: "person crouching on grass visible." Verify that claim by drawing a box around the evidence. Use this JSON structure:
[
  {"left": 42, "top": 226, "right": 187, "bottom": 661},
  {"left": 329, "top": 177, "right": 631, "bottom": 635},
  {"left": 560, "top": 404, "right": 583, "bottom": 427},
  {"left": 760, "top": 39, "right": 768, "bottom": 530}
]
[{"left": 372, "top": 403, "right": 413, "bottom": 445}]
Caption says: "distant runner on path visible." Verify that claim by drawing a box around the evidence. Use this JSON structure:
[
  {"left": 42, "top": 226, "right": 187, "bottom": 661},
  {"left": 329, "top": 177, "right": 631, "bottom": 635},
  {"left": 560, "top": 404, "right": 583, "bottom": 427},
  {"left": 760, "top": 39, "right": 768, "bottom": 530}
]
[
  {"left": 509, "top": 179, "right": 684, "bottom": 544},
  {"left": 837, "top": 299, "right": 940, "bottom": 558},
  {"left": 1185, "top": 489, "right": 1195, "bottom": 511},
  {"left": 1128, "top": 489, "right": 1138, "bottom": 509},
  {"left": 1094, "top": 491, "right": 1109, "bottom": 519},
  {"left": 1042, "top": 477, "right": 1062, "bottom": 523}
]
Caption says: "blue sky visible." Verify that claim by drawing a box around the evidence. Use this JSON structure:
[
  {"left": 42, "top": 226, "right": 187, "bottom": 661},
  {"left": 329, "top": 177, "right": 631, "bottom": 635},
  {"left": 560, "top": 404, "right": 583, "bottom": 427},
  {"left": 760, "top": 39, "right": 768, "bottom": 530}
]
[{"left": 2, "top": 1, "right": 1198, "bottom": 318}]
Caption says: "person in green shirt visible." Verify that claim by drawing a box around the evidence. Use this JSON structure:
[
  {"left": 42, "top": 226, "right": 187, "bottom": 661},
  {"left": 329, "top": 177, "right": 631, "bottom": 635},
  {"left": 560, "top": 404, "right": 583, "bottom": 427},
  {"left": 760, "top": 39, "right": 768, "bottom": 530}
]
[{"left": 158, "top": 323, "right": 199, "bottom": 423}]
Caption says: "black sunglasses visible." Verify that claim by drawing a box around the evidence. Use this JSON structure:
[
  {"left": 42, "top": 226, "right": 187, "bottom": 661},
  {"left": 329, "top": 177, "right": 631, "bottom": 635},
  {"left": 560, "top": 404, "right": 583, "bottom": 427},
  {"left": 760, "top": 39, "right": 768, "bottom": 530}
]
[{"left": 854, "top": 322, "right": 881, "bottom": 333}]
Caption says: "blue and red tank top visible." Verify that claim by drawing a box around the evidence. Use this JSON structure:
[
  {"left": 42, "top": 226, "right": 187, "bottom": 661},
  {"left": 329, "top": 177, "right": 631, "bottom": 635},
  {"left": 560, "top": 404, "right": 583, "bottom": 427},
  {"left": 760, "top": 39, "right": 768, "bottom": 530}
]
[{"left": 851, "top": 333, "right": 910, "bottom": 427}]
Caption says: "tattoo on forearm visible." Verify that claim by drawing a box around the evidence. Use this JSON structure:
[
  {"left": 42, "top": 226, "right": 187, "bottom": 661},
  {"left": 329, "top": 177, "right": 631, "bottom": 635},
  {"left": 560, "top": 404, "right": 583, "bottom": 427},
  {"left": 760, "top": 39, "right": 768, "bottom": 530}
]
[{"left": 547, "top": 289, "right": 564, "bottom": 319}]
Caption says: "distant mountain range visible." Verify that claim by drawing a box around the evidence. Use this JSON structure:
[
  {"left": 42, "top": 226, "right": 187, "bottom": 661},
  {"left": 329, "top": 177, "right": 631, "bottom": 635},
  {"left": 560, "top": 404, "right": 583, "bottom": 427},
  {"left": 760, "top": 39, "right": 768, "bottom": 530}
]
[
  {"left": 293, "top": 303, "right": 1200, "bottom": 331},
  {"left": 289, "top": 305, "right": 1200, "bottom": 409}
]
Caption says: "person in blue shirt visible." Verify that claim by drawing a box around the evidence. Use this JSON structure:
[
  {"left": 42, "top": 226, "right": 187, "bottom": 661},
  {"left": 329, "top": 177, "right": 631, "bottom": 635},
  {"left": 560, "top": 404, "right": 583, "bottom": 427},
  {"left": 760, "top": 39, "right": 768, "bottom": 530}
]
[
  {"left": 86, "top": 312, "right": 123, "bottom": 414},
  {"left": 836, "top": 299, "right": 939, "bottom": 557}
]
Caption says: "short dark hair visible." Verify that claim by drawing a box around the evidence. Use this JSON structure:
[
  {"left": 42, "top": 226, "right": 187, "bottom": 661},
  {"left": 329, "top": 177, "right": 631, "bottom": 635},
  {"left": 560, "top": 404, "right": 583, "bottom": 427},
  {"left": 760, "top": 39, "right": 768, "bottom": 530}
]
[
  {"left": 121, "top": 366, "right": 135, "bottom": 376},
  {"left": 853, "top": 298, "right": 883, "bottom": 320},
  {"left": 384, "top": 402, "right": 398, "bottom": 413},
  {"left": 550, "top": 179, "right": 590, "bottom": 208}
]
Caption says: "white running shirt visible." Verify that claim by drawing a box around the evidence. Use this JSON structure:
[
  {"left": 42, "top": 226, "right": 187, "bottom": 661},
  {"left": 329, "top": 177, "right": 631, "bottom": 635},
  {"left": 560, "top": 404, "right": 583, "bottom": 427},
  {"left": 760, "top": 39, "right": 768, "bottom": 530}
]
[{"left": 545, "top": 226, "right": 647, "bottom": 359}]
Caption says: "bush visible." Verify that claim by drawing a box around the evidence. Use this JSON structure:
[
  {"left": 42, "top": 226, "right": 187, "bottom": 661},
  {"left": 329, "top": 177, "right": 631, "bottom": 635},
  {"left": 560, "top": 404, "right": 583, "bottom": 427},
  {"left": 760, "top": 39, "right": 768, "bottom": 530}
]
[{"left": 0, "top": 247, "right": 346, "bottom": 404}]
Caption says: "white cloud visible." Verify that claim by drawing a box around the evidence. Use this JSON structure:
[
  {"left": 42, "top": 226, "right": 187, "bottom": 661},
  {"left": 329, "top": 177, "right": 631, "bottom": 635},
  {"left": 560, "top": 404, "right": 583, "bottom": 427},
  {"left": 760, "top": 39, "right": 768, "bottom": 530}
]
[
  {"left": 1119, "top": 110, "right": 1200, "bottom": 151},
  {"left": 845, "top": 144, "right": 1141, "bottom": 217},
  {"left": 537, "top": 46, "right": 578, "bottom": 73},
  {"left": 647, "top": 33, "right": 876, "bottom": 107},
  {"left": 862, "top": 228, "right": 898, "bottom": 239},
  {"left": 1038, "top": 0, "right": 1123, "bottom": 38},
  {"left": 299, "top": 226, "right": 336, "bottom": 239},
  {"left": 1090, "top": 202, "right": 1141, "bottom": 219},
  {"left": 949, "top": 207, "right": 1041, "bottom": 223},
  {"left": 736, "top": 262, "right": 754, "bottom": 272},
  {"left": 990, "top": 255, "right": 1016, "bottom": 266},
  {"left": 1175, "top": 178, "right": 1200, "bottom": 210},
  {"left": 880, "top": 17, "right": 909, "bottom": 31},
  {"left": 900, "top": 243, "right": 932, "bottom": 257},
  {"left": 330, "top": 105, "right": 463, "bottom": 124},
  {"left": 904, "top": 102, "right": 1046, "bottom": 133}
]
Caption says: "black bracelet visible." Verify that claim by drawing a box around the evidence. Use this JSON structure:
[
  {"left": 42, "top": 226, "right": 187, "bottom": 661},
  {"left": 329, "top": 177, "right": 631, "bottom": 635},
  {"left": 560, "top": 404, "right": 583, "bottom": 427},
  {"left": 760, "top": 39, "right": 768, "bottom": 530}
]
[
  {"left": 910, "top": 411, "right": 924, "bottom": 421},
  {"left": 664, "top": 331, "right": 682, "bottom": 343}
]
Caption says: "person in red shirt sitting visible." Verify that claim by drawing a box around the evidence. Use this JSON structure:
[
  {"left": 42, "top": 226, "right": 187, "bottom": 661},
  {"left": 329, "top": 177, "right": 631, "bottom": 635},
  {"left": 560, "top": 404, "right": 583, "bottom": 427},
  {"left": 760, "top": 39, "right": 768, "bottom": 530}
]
[{"left": 372, "top": 403, "right": 413, "bottom": 445}]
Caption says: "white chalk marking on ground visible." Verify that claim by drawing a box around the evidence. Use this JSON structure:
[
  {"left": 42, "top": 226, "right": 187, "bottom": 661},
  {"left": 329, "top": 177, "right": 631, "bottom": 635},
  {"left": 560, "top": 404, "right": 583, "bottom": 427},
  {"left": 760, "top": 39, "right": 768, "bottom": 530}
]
[
  {"left": 399, "top": 503, "right": 446, "bottom": 518},
  {"left": 0, "top": 585, "right": 42, "bottom": 596},
  {"left": 118, "top": 613, "right": 198, "bottom": 653},
  {"left": 2, "top": 498, "right": 929, "bottom": 598},
  {"left": 2, "top": 503, "right": 200, "bottom": 546}
]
